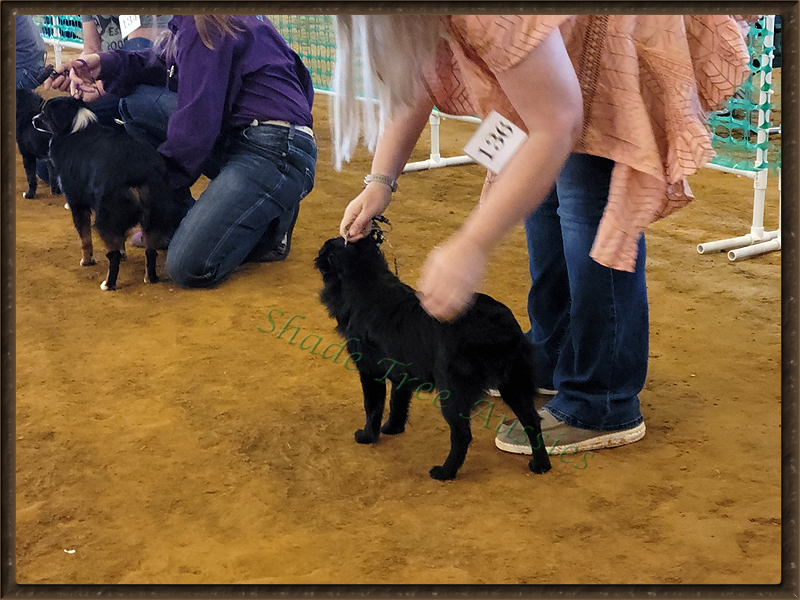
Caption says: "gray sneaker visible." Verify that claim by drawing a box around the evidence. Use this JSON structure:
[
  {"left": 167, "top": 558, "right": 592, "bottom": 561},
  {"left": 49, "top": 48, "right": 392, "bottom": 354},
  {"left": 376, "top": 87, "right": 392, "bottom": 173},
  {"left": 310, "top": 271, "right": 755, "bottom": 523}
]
[
  {"left": 487, "top": 387, "right": 557, "bottom": 397},
  {"left": 494, "top": 409, "right": 646, "bottom": 455}
]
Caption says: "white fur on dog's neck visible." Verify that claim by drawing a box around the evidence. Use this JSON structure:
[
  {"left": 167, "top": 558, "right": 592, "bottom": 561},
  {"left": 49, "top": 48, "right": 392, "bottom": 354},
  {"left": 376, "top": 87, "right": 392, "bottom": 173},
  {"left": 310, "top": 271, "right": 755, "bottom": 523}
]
[{"left": 71, "top": 108, "right": 98, "bottom": 133}]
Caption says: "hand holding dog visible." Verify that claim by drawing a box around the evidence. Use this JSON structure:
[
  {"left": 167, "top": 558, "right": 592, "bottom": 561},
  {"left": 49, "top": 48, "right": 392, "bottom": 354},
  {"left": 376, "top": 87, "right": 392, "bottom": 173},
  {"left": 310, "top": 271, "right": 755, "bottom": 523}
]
[
  {"left": 45, "top": 54, "right": 103, "bottom": 101},
  {"left": 339, "top": 184, "right": 393, "bottom": 242},
  {"left": 68, "top": 55, "right": 103, "bottom": 100},
  {"left": 417, "top": 231, "right": 487, "bottom": 322}
]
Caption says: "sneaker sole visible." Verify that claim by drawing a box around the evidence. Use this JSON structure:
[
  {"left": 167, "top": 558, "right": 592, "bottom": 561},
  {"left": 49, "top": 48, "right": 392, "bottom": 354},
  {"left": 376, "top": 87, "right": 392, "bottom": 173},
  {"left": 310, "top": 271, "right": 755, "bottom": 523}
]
[
  {"left": 494, "top": 422, "right": 646, "bottom": 455},
  {"left": 487, "top": 388, "right": 557, "bottom": 398}
]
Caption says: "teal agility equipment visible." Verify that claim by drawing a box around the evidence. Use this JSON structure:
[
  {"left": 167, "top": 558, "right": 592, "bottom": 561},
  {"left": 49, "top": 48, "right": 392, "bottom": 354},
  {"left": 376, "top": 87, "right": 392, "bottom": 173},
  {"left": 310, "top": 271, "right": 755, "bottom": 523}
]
[{"left": 697, "top": 15, "right": 781, "bottom": 261}]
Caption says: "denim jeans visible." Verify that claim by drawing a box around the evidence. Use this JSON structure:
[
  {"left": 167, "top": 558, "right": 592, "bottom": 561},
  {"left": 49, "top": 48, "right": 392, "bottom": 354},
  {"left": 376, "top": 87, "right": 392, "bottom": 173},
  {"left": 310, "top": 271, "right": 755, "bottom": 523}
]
[
  {"left": 16, "top": 62, "right": 45, "bottom": 90},
  {"left": 16, "top": 15, "right": 46, "bottom": 90},
  {"left": 87, "top": 38, "right": 154, "bottom": 129},
  {"left": 525, "top": 153, "right": 648, "bottom": 431},
  {"left": 119, "top": 85, "right": 317, "bottom": 288}
]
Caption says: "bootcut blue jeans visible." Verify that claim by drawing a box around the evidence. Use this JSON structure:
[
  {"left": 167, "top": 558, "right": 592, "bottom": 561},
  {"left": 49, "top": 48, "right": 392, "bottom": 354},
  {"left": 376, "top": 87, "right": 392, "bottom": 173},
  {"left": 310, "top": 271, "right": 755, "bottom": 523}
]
[
  {"left": 525, "top": 153, "right": 648, "bottom": 431},
  {"left": 118, "top": 85, "right": 317, "bottom": 288}
]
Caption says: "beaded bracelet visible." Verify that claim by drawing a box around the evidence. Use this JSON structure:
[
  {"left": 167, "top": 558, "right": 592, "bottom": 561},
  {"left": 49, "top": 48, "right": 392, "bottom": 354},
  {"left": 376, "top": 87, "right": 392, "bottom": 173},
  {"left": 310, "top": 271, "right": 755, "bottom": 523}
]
[{"left": 364, "top": 173, "right": 398, "bottom": 193}]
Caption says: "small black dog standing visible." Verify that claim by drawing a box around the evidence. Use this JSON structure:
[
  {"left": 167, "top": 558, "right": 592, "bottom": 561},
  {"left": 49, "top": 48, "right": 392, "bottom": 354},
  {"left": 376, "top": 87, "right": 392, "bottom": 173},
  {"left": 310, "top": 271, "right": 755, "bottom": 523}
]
[
  {"left": 315, "top": 232, "right": 552, "bottom": 480},
  {"left": 16, "top": 88, "right": 61, "bottom": 199},
  {"left": 34, "top": 97, "right": 185, "bottom": 290}
]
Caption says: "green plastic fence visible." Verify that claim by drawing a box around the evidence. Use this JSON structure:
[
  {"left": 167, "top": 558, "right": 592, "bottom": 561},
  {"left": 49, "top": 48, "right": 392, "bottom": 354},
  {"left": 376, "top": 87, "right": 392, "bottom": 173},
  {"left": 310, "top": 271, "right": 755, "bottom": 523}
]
[
  {"left": 265, "top": 15, "right": 336, "bottom": 91},
  {"left": 706, "top": 17, "right": 778, "bottom": 171},
  {"left": 32, "top": 14, "right": 779, "bottom": 170},
  {"left": 32, "top": 15, "right": 82, "bottom": 46}
]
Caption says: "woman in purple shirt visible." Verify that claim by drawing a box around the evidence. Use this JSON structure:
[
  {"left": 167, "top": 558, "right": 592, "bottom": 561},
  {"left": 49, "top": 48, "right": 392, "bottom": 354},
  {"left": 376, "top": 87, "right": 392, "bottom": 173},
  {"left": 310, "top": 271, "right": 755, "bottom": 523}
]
[{"left": 56, "top": 15, "right": 317, "bottom": 287}]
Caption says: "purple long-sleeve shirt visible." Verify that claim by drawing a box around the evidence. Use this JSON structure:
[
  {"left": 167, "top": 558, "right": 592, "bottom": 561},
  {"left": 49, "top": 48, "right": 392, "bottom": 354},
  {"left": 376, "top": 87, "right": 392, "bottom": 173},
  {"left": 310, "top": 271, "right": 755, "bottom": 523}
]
[{"left": 99, "top": 15, "right": 314, "bottom": 191}]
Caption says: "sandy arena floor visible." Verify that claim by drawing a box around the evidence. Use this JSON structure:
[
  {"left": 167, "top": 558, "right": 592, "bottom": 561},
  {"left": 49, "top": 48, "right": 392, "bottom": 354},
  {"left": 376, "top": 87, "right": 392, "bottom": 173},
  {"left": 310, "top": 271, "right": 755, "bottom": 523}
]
[{"left": 13, "top": 73, "right": 782, "bottom": 584}]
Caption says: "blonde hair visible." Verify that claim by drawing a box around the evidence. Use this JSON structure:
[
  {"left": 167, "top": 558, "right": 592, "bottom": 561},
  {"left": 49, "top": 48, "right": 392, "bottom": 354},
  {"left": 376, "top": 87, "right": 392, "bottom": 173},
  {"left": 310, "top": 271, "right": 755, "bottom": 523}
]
[
  {"left": 156, "top": 15, "right": 244, "bottom": 60},
  {"left": 194, "top": 15, "right": 244, "bottom": 48},
  {"left": 331, "top": 15, "right": 445, "bottom": 170}
]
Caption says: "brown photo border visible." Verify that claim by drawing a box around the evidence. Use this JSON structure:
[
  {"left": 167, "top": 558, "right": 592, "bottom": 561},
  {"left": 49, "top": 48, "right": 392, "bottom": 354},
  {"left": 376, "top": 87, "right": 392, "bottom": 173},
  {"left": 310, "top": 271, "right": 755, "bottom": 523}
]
[{"left": 1, "top": 1, "right": 797, "bottom": 597}]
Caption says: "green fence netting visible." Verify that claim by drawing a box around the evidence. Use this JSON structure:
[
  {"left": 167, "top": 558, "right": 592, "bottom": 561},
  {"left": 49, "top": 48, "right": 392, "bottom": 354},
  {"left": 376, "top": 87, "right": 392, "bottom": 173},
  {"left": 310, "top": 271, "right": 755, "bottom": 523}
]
[
  {"left": 706, "top": 17, "right": 779, "bottom": 171},
  {"left": 31, "top": 14, "right": 780, "bottom": 171}
]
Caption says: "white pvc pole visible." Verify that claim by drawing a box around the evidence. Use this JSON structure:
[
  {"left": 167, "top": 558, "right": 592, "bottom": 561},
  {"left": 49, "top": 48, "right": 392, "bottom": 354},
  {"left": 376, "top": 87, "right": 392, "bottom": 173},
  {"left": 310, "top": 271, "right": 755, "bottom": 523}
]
[
  {"left": 404, "top": 155, "right": 476, "bottom": 172},
  {"left": 698, "top": 234, "right": 766, "bottom": 254},
  {"left": 728, "top": 237, "right": 780, "bottom": 260},
  {"left": 704, "top": 163, "right": 758, "bottom": 179},
  {"left": 729, "top": 167, "right": 782, "bottom": 260},
  {"left": 429, "top": 112, "right": 441, "bottom": 164}
]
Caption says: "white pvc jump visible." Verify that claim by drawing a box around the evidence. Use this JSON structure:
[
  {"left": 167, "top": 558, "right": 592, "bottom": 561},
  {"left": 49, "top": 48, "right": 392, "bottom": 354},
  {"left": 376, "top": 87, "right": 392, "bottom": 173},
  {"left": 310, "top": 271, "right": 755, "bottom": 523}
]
[{"left": 403, "top": 110, "right": 479, "bottom": 173}]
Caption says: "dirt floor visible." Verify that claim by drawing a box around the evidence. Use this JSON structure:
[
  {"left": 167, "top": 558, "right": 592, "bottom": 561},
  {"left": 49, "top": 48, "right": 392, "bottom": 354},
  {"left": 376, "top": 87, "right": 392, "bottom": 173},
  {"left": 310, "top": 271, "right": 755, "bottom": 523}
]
[{"left": 13, "top": 67, "right": 782, "bottom": 584}]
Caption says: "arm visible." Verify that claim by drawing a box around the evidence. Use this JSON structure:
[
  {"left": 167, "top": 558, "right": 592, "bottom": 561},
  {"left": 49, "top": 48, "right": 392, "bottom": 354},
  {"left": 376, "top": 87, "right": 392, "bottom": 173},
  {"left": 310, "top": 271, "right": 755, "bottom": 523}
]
[
  {"left": 81, "top": 17, "right": 103, "bottom": 54},
  {"left": 44, "top": 17, "right": 102, "bottom": 92},
  {"left": 56, "top": 50, "right": 167, "bottom": 99},
  {"left": 417, "top": 28, "right": 583, "bottom": 320},
  {"left": 98, "top": 50, "right": 167, "bottom": 96},
  {"left": 340, "top": 93, "right": 435, "bottom": 240}
]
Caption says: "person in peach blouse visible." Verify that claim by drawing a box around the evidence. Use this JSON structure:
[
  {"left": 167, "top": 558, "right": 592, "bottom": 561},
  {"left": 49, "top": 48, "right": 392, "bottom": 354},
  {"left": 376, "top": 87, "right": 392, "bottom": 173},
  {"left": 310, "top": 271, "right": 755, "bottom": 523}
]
[{"left": 331, "top": 15, "right": 751, "bottom": 455}]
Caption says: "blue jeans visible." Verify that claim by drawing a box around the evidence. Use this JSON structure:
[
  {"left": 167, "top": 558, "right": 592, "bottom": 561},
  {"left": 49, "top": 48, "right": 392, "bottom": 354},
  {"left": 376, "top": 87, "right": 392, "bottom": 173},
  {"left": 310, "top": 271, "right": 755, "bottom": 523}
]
[
  {"left": 16, "top": 15, "right": 46, "bottom": 90},
  {"left": 16, "top": 62, "right": 45, "bottom": 90},
  {"left": 525, "top": 153, "right": 648, "bottom": 431},
  {"left": 119, "top": 85, "right": 317, "bottom": 288},
  {"left": 87, "top": 38, "right": 154, "bottom": 128}
]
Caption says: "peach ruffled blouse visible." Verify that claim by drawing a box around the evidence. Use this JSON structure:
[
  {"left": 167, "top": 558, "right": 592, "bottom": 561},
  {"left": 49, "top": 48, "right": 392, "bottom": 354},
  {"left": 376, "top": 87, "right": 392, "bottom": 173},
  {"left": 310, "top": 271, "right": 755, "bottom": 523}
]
[{"left": 423, "top": 15, "right": 752, "bottom": 271}]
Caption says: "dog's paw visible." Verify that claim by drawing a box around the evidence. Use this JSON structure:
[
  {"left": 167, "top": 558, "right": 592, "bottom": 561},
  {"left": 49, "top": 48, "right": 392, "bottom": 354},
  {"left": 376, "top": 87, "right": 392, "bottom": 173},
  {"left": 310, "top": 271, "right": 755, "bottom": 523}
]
[
  {"left": 354, "top": 429, "right": 378, "bottom": 444},
  {"left": 144, "top": 273, "right": 159, "bottom": 284},
  {"left": 529, "top": 458, "right": 552, "bottom": 474},
  {"left": 429, "top": 465, "right": 456, "bottom": 481},
  {"left": 100, "top": 280, "right": 116, "bottom": 291},
  {"left": 23, "top": 190, "right": 35, "bottom": 199},
  {"left": 380, "top": 421, "right": 405, "bottom": 435},
  {"left": 80, "top": 258, "right": 96, "bottom": 267}
]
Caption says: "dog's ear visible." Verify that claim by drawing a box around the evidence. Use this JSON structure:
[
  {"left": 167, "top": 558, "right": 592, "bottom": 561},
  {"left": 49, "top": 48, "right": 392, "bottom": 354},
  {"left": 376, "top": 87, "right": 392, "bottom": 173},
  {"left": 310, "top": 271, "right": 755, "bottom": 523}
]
[{"left": 44, "top": 97, "right": 95, "bottom": 135}]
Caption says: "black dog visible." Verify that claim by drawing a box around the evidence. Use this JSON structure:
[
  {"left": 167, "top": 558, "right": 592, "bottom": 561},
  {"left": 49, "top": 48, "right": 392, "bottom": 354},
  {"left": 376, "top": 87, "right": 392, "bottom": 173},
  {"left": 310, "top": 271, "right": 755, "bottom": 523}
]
[
  {"left": 315, "top": 231, "right": 551, "bottom": 480},
  {"left": 34, "top": 96, "right": 185, "bottom": 291},
  {"left": 16, "top": 88, "right": 61, "bottom": 199}
]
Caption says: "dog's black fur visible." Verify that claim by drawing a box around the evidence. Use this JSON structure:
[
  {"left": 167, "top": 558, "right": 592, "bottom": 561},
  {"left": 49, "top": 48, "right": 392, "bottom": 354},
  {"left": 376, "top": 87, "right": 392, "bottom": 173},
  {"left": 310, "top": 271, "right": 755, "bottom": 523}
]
[
  {"left": 34, "top": 96, "right": 185, "bottom": 290},
  {"left": 16, "top": 88, "right": 61, "bottom": 199},
  {"left": 315, "top": 232, "right": 552, "bottom": 480}
]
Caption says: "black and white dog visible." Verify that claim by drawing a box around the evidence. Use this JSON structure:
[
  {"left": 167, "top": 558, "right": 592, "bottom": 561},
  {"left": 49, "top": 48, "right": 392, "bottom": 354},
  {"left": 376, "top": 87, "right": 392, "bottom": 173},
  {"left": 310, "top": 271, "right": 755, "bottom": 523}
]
[
  {"left": 315, "top": 230, "right": 551, "bottom": 480},
  {"left": 34, "top": 96, "right": 185, "bottom": 290},
  {"left": 16, "top": 88, "right": 61, "bottom": 199}
]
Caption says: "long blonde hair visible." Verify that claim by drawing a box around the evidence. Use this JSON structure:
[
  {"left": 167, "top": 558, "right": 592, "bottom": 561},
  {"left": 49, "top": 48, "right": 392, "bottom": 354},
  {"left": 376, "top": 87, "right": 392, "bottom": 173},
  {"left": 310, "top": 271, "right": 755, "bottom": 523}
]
[
  {"left": 157, "top": 15, "right": 244, "bottom": 60},
  {"left": 331, "top": 15, "right": 445, "bottom": 170},
  {"left": 194, "top": 15, "right": 244, "bottom": 48}
]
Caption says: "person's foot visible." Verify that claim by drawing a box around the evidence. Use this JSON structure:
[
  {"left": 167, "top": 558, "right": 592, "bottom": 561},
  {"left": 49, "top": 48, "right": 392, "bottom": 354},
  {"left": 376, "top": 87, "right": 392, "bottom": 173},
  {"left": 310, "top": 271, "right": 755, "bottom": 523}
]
[
  {"left": 487, "top": 387, "right": 556, "bottom": 397},
  {"left": 257, "top": 233, "right": 291, "bottom": 263},
  {"left": 494, "top": 409, "right": 646, "bottom": 455},
  {"left": 247, "top": 204, "right": 300, "bottom": 263}
]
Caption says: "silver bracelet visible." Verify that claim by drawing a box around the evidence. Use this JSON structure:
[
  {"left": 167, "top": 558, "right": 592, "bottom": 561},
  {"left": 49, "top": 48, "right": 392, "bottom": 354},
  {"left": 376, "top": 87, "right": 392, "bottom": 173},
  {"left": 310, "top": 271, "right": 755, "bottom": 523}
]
[{"left": 364, "top": 173, "right": 397, "bottom": 193}]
